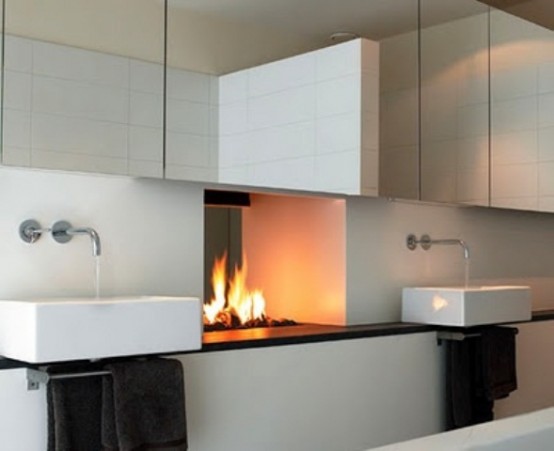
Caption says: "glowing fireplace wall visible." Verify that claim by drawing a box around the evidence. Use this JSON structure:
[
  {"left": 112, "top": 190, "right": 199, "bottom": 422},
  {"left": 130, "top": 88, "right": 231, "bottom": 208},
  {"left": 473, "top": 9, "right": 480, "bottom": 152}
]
[{"left": 242, "top": 194, "right": 346, "bottom": 326}]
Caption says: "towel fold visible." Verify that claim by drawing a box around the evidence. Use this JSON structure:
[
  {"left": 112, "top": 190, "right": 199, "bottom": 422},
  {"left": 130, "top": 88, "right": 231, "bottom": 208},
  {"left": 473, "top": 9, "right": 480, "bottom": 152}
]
[
  {"left": 446, "top": 326, "right": 518, "bottom": 430},
  {"left": 101, "top": 358, "right": 188, "bottom": 451},
  {"left": 47, "top": 363, "right": 104, "bottom": 451}
]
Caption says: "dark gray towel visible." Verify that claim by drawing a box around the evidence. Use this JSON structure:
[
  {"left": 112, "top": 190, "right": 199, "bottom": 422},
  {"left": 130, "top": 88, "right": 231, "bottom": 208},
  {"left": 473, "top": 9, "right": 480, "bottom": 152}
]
[
  {"left": 480, "top": 326, "right": 518, "bottom": 400},
  {"left": 445, "top": 326, "right": 518, "bottom": 430},
  {"left": 47, "top": 364, "right": 103, "bottom": 451},
  {"left": 101, "top": 358, "right": 188, "bottom": 451}
]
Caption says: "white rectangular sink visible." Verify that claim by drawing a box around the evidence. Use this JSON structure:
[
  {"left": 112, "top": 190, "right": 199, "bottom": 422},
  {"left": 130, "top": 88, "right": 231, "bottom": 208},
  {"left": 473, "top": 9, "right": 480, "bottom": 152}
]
[
  {"left": 402, "top": 286, "right": 531, "bottom": 327},
  {"left": 0, "top": 296, "right": 202, "bottom": 363}
]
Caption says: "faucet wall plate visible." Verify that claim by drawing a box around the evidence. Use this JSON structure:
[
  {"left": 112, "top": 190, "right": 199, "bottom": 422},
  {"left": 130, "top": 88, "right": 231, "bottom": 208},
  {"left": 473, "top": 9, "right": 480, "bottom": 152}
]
[
  {"left": 51, "top": 220, "right": 73, "bottom": 244},
  {"left": 406, "top": 234, "right": 418, "bottom": 251},
  {"left": 406, "top": 234, "right": 432, "bottom": 251},
  {"left": 420, "top": 234, "right": 432, "bottom": 251},
  {"left": 19, "top": 219, "right": 43, "bottom": 243}
]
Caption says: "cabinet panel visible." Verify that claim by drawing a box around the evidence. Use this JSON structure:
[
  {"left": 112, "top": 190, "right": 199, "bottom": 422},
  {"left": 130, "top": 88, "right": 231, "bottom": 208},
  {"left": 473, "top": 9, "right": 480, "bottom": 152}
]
[
  {"left": 490, "top": 10, "right": 554, "bottom": 211},
  {"left": 419, "top": 0, "right": 490, "bottom": 205},
  {"left": 2, "top": 0, "right": 165, "bottom": 177}
]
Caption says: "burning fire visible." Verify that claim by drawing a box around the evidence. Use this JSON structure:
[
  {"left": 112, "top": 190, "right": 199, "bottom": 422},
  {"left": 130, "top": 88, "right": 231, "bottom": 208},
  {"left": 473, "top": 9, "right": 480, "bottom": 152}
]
[{"left": 203, "top": 253, "right": 267, "bottom": 328}]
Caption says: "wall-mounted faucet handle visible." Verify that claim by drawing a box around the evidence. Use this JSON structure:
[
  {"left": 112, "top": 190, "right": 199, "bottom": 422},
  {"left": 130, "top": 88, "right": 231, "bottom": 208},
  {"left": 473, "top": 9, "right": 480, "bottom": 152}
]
[
  {"left": 52, "top": 220, "right": 102, "bottom": 257},
  {"left": 19, "top": 219, "right": 50, "bottom": 244},
  {"left": 406, "top": 234, "right": 431, "bottom": 251},
  {"left": 406, "top": 233, "right": 469, "bottom": 260}
]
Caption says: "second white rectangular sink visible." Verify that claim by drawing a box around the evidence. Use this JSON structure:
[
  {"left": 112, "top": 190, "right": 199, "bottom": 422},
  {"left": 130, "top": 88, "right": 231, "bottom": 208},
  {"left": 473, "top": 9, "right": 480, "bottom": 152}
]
[
  {"left": 0, "top": 296, "right": 202, "bottom": 363},
  {"left": 402, "top": 286, "right": 531, "bottom": 327}
]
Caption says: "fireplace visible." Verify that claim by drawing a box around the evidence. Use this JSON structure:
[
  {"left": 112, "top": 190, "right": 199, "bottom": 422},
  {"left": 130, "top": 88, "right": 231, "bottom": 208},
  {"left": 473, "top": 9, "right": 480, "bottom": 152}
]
[
  {"left": 204, "top": 191, "right": 347, "bottom": 339},
  {"left": 203, "top": 252, "right": 297, "bottom": 331}
]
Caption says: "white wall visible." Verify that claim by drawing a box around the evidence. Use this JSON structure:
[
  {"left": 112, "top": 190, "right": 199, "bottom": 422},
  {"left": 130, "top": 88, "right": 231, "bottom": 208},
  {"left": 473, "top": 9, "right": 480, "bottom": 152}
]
[
  {"left": 0, "top": 166, "right": 204, "bottom": 299},
  {"left": 178, "top": 332, "right": 444, "bottom": 451},
  {"left": 346, "top": 196, "right": 554, "bottom": 324},
  {"left": 496, "top": 321, "right": 554, "bottom": 418}
]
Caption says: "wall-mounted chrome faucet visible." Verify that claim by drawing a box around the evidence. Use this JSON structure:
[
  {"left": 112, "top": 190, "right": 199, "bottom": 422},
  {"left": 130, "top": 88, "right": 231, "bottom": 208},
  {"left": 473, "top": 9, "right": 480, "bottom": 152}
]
[
  {"left": 52, "top": 220, "right": 102, "bottom": 257},
  {"left": 19, "top": 219, "right": 102, "bottom": 257},
  {"left": 406, "top": 234, "right": 470, "bottom": 260}
]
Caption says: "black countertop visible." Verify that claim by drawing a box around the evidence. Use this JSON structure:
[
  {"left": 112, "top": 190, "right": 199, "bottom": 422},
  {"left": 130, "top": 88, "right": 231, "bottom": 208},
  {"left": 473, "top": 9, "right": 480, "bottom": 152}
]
[{"left": 1, "top": 310, "right": 553, "bottom": 369}]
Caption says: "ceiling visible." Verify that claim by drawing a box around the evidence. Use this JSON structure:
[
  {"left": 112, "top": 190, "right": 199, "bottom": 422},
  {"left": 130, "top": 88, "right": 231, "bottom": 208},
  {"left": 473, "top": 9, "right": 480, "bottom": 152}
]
[
  {"left": 170, "top": 0, "right": 490, "bottom": 41},
  {"left": 477, "top": 0, "right": 554, "bottom": 29}
]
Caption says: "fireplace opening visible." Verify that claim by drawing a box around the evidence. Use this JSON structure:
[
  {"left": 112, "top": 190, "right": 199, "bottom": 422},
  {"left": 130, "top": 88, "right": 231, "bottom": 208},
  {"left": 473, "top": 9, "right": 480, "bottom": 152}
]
[{"left": 204, "top": 190, "right": 347, "bottom": 338}]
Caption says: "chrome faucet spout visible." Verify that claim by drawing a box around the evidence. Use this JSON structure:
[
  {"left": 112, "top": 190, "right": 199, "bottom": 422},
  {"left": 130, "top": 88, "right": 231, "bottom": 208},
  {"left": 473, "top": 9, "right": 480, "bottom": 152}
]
[
  {"left": 428, "top": 238, "right": 470, "bottom": 260},
  {"left": 52, "top": 221, "right": 102, "bottom": 257},
  {"left": 66, "top": 227, "right": 102, "bottom": 257}
]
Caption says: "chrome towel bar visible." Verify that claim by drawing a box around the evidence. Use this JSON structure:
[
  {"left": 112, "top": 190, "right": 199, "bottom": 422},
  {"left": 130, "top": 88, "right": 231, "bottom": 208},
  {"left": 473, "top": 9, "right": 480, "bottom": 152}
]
[{"left": 26, "top": 368, "right": 111, "bottom": 391}]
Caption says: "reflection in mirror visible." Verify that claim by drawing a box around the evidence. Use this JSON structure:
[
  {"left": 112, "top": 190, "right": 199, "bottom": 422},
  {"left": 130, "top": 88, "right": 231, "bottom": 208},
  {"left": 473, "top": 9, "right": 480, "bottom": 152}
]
[
  {"left": 204, "top": 205, "right": 242, "bottom": 302},
  {"left": 2, "top": 0, "right": 165, "bottom": 177},
  {"left": 477, "top": 0, "right": 554, "bottom": 31},
  {"left": 379, "top": 0, "right": 420, "bottom": 199},
  {"left": 167, "top": 0, "right": 422, "bottom": 195},
  {"left": 420, "top": 0, "right": 490, "bottom": 205},
  {"left": 490, "top": 9, "right": 554, "bottom": 211}
]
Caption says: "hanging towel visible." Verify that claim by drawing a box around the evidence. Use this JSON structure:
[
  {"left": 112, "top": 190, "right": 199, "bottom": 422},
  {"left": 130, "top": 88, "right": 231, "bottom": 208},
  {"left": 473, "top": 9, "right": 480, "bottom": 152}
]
[
  {"left": 479, "top": 326, "right": 518, "bottom": 400},
  {"left": 445, "top": 326, "right": 518, "bottom": 430},
  {"left": 101, "top": 358, "right": 188, "bottom": 451},
  {"left": 47, "top": 363, "right": 103, "bottom": 451}
]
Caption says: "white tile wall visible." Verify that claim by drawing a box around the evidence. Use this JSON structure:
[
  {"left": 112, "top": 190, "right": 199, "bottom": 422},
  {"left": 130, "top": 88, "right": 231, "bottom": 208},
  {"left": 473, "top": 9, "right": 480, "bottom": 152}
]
[
  {"left": 492, "top": 66, "right": 538, "bottom": 101},
  {"left": 490, "top": 11, "right": 554, "bottom": 210},
  {"left": 418, "top": 14, "right": 490, "bottom": 205},
  {"left": 378, "top": 32, "right": 419, "bottom": 197},
  {"left": 2, "top": 34, "right": 380, "bottom": 190},
  {"left": 378, "top": 146, "right": 418, "bottom": 199},
  {"left": 218, "top": 39, "right": 379, "bottom": 194},
  {"left": 3, "top": 110, "right": 31, "bottom": 149},
  {"left": 539, "top": 127, "right": 554, "bottom": 161},
  {"left": 539, "top": 93, "right": 554, "bottom": 128},
  {"left": 2, "top": 35, "right": 164, "bottom": 177},
  {"left": 493, "top": 163, "right": 538, "bottom": 198},
  {"left": 457, "top": 136, "right": 489, "bottom": 170},
  {"left": 539, "top": 61, "right": 554, "bottom": 94},
  {"left": 493, "top": 97, "right": 538, "bottom": 134},
  {"left": 381, "top": 10, "right": 554, "bottom": 209},
  {"left": 492, "top": 131, "right": 538, "bottom": 165},
  {"left": 4, "top": 71, "right": 32, "bottom": 111},
  {"left": 32, "top": 41, "right": 129, "bottom": 87},
  {"left": 165, "top": 67, "right": 218, "bottom": 183},
  {"left": 4, "top": 36, "right": 32, "bottom": 72}
]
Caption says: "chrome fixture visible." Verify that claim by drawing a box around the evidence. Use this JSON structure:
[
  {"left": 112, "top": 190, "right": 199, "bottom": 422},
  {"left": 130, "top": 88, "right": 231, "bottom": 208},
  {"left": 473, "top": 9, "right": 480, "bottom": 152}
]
[
  {"left": 27, "top": 368, "right": 111, "bottom": 391},
  {"left": 406, "top": 234, "right": 470, "bottom": 260},
  {"left": 19, "top": 219, "right": 50, "bottom": 244},
  {"left": 52, "top": 220, "right": 102, "bottom": 257}
]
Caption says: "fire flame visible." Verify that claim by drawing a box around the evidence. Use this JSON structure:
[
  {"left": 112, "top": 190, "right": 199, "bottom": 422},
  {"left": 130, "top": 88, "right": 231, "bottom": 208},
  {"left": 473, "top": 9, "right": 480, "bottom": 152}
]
[{"left": 203, "top": 253, "right": 266, "bottom": 326}]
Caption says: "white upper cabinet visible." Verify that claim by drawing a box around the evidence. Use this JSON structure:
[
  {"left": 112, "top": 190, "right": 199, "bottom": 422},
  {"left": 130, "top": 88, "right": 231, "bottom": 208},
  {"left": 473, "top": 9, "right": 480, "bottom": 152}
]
[
  {"left": 3, "top": 0, "right": 552, "bottom": 209},
  {"left": 2, "top": 0, "right": 165, "bottom": 178},
  {"left": 216, "top": 39, "right": 379, "bottom": 195}
]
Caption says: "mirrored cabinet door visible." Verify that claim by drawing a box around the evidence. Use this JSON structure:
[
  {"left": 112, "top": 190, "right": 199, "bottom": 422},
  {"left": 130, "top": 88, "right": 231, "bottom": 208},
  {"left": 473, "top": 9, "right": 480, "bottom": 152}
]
[
  {"left": 166, "top": 0, "right": 415, "bottom": 196},
  {"left": 2, "top": 0, "right": 165, "bottom": 177},
  {"left": 490, "top": 9, "right": 554, "bottom": 212},
  {"left": 419, "top": 0, "right": 490, "bottom": 206},
  {"left": 377, "top": 0, "right": 420, "bottom": 200}
]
